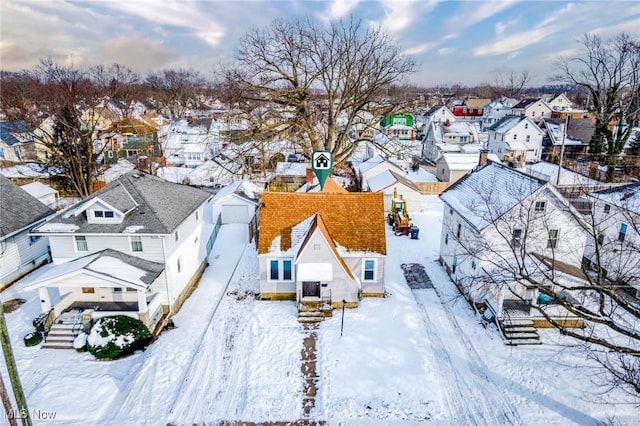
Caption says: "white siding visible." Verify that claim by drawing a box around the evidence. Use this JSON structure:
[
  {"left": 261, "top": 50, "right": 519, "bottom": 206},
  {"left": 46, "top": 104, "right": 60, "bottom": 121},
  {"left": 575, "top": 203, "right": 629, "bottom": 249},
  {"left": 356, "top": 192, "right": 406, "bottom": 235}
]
[{"left": 0, "top": 230, "right": 50, "bottom": 287}]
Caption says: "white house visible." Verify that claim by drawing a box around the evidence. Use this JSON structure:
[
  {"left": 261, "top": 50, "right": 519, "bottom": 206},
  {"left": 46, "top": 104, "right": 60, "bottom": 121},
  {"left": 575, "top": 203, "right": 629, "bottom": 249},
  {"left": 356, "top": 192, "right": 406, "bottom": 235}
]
[
  {"left": 439, "top": 162, "right": 588, "bottom": 325},
  {"left": 421, "top": 106, "right": 456, "bottom": 126},
  {"left": 481, "top": 98, "right": 519, "bottom": 130},
  {"left": 0, "top": 175, "right": 55, "bottom": 289},
  {"left": 547, "top": 93, "right": 574, "bottom": 111},
  {"left": 510, "top": 98, "right": 553, "bottom": 122},
  {"left": 257, "top": 192, "right": 386, "bottom": 311},
  {"left": 365, "top": 169, "right": 424, "bottom": 212},
  {"left": 164, "top": 119, "right": 216, "bottom": 167},
  {"left": 585, "top": 183, "right": 640, "bottom": 297},
  {"left": 422, "top": 119, "right": 480, "bottom": 162},
  {"left": 486, "top": 116, "right": 544, "bottom": 165},
  {"left": 25, "top": 172, "right": 217, "bottom": 335}
]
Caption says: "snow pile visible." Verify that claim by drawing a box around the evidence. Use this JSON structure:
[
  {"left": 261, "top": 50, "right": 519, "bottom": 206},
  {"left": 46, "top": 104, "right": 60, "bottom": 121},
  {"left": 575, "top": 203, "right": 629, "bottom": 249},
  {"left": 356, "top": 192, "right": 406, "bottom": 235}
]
[
  {"left": 35, "top": 223, "right": 79, "bottom": 233},
  {"left": 122, "top": 225, "right": 144, "bottom": 233}
]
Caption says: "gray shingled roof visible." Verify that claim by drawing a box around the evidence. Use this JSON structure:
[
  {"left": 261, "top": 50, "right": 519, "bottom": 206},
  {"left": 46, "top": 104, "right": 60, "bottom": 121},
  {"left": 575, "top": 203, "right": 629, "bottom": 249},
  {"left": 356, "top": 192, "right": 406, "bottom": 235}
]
[
  {"left": 0, "top": 175, "right": 55, "bottom": 237},
  {"left": 37, "top": 172, "right": 212, "bottom": 234}
]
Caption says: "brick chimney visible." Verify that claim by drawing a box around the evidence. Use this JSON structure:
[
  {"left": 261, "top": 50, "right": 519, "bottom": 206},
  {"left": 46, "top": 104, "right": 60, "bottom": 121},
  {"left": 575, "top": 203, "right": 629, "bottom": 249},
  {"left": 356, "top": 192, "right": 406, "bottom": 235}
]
[
  {"left": 306, "top": 167, "right": 314, "bottom": 184},
  {"left": 137, "top": 155, "right": 149, "bottom": 172},
  {"left": 478, "top": 149, "right": 489, "bottom": 166}
]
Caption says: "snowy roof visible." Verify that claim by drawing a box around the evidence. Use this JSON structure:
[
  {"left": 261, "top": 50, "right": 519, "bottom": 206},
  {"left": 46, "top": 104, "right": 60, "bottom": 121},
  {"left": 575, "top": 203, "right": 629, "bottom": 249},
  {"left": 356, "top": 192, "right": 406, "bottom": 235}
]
[
  {"left": 157, "top": 167, "right": 194, "bottom": 184},
  {"left": 404, "top": 168, "right": 438, "bottom": 183},
  {"left": 212, "top": 180, "right": 262, "bottom": 204},
  {"left": 357, "top": 154, "right": 386, "bottom": 174},
  {"left": 274, "top": 162, "right": 311, "bottom": 176},
  {"left": 0, "top": 163, "right": 50, "bottom": 179},
  {"left": 103, "top": 158, "right": 136, "bottom": 183},
  {"left": 367, "top": 170, "right": 421, "bottom": 193},
  {"left": 589, "top": 182, "right": 640, "bottom": 215},
  {"left": 440, "top": 162, "right": 545, "bottom": 231},
  {"left": 20, "top": 181, "right": 57, "bottom": 198},
  {"left": 488, "top": 116, "right": 522, "bottom": 133},
  {"left": 183, "top": 157, "right": 242, "bottom": 187},
  {"left": 35, "top": 172, "right": 211, "bottom": 235},
  {"left": 439, "top": 153, "right": 481, "bottom": 171},
  {"left": 258, "top": 192, "right": 386, "bottom": 255},
  {"left": 23, "top": 248, "right": 165, "bottom": 291},
  {"left": 525, "top": 162, "right": 599, "bottom": 186},
  {"left": 0, "top": 175, "right": 55, "bottom": 237}
]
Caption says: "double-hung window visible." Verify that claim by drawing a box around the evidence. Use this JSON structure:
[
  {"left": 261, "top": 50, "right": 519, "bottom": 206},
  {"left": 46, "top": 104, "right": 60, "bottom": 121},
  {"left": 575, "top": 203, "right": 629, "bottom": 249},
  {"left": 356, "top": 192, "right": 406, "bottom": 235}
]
[
  {"left": 535, "top": 201, "right": 546, "bottom": 212},
  {"left": 130, "top": 236, "right": 143, "bottom": 252},
  {"left": 269, "top": 259, "right": 293, "bottom": 281},
  {"left": 75, "top": 236, "right": 88, "bottom": 252},
  {"left": 619, "top": 223, "right": 628, "bottom": 242},
  {"left": 511, "top": 229, "right": 523, "bottom": 248},
  {"left": 363, "top": 259, "right": 375, "bottom": 281}
]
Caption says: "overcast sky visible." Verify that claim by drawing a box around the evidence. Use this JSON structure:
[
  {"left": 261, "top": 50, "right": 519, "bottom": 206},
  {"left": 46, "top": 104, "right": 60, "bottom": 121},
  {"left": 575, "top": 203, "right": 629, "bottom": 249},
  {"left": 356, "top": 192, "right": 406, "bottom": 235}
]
[{"left": 1, "top": 0, "right": 638, "bottom": 86}]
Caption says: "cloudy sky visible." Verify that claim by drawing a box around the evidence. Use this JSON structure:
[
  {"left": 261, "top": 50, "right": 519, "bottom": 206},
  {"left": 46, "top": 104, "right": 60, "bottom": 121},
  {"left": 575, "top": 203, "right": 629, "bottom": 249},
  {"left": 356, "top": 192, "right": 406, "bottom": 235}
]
[{"left": 1, "top": 0, "right": 639, "bottom": 86}]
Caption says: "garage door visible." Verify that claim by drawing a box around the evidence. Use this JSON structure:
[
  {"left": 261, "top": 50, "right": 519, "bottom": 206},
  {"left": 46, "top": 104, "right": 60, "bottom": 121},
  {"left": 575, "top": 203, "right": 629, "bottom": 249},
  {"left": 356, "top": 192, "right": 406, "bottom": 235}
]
[{"left": 222, "top": 205, "right": 248, "bottom": 224}]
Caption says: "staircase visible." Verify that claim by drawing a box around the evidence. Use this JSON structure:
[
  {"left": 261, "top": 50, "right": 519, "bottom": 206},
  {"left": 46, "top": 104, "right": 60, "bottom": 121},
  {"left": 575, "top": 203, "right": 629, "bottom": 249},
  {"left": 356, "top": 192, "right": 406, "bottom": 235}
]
[
  {"left": 298, "top": 299, "right": 332, "bottom": 323},
  {"left": 42, "top": 310, "right": 84, "bottom": 349},
  {"left": 500, "top": 319, "right": 542, "bottom": 346}
]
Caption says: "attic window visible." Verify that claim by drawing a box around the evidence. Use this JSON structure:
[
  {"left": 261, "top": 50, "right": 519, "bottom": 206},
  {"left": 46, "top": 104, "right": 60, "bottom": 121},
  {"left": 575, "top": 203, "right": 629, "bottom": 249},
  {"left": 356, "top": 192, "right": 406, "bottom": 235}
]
[
  {"left": 604, "top": 204, "right": 611, "bottom": 214},
  {"left": 525, "top": 123, "right": 529, "bottom": 129},
  {"left": 534, "top": 201, "right": 546, "bottom": 212}
]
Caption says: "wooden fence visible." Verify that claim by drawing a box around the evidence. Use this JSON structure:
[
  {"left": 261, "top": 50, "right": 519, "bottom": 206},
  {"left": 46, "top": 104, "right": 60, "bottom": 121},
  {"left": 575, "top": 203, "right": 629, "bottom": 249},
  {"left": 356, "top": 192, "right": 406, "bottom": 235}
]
[{"left": 414, "top": 181, "right": 451, "bottom": 195}]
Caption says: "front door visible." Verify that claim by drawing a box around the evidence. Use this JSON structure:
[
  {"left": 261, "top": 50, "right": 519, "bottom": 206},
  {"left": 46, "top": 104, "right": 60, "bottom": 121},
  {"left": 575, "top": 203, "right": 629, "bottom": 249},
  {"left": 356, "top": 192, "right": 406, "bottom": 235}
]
[{"left": 302, "top": 281, "right": 321, "bottom": 298}]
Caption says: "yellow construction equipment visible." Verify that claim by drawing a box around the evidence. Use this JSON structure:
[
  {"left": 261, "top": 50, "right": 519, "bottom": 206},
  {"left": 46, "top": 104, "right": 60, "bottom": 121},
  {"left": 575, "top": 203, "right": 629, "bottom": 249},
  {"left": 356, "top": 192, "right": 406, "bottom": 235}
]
[{"left": 387, "top": 188, "right": 412, "bottom": 236}]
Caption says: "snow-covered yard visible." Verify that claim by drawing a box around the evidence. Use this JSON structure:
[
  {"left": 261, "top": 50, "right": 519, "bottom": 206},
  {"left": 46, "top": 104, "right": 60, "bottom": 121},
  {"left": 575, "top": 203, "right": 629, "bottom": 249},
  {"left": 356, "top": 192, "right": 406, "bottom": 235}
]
[{"left": 1, "top": 197, "right": 638, "bottom": 425}]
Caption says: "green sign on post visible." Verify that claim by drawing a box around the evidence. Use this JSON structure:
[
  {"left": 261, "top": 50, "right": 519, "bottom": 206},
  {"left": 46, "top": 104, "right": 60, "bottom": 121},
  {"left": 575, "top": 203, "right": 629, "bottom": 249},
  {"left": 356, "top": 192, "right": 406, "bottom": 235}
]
[{"left": 311, "top": 150, "right": 333, "bottom": 191}]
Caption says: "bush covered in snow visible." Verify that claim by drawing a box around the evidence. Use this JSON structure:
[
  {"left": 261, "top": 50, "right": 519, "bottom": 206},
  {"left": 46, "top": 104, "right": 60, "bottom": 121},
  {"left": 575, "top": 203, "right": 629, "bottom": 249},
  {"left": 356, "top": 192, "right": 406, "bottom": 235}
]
[
  {"left": 87, "top": 316, "right": 152, "bottom": 360},
  {"left": 23, "top": 331, "right": 43, "bottom": 347}
]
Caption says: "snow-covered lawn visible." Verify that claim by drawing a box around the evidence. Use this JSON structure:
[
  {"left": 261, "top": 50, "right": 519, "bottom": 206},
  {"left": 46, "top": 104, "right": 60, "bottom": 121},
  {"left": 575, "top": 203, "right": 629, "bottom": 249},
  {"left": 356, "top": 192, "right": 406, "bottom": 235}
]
[{"left": 1, "top": 197, "right": 639, "bottom": 425}]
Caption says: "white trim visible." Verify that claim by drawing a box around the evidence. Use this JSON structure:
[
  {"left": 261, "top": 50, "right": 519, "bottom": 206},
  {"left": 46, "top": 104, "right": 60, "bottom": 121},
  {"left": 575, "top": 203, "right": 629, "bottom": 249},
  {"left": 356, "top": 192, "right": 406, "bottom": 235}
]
[
  {"left": 362, "top": 258, "right": 377, "bottom": 281},
  {"left": 267, "top": 258, "right": 294, "bottom": 282}
]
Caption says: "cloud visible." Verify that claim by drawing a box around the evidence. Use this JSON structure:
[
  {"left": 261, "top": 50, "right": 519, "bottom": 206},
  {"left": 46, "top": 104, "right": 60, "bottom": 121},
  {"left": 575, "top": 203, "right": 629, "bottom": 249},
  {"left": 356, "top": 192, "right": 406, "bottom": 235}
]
[
  {"left": 319, "top": 0, "right": 362, "bottom": 22},
  {"left": 403, "top": 41, "right": 439, "bottom": 56},
  {"left": 495, "top": 17, "right": 520, "bottom": 36},
  {"left": 590, "top": 17, "right": 640, "bottom": 37},
  {"left": 438, "top": 47, "right": 455, "bottom": 56},
  {"left": 371, "top": 0, "right": 440, "bottom": 35},
  {"left": 473, "top": 25, "right": 561, "bottom": 56},
  {"left": 99, "top": 36, "right": 180, "bottom": 72},
  {"left": 447, "top": 0, "right": 518, "bottom": 37},
  {"left": 98, "top": 0, "right": 226, "bottom": 47}
]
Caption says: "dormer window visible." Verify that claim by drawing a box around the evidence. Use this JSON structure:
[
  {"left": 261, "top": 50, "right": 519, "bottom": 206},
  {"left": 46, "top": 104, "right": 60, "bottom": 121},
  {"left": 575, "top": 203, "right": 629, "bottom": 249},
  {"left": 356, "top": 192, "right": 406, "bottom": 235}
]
[{"left": 94, "top": 210, "right": 114, "bottom": 218}]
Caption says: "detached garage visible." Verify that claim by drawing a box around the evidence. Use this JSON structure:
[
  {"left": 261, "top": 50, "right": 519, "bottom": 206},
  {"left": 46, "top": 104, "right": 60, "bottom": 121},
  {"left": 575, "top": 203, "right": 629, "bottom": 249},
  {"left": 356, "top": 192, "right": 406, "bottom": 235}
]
[
  {"left": 366, "top": 169, "right": 424, "bottom": 212},
  {"left": 211, "top": 181, "right": 262, "bottom": 225}
]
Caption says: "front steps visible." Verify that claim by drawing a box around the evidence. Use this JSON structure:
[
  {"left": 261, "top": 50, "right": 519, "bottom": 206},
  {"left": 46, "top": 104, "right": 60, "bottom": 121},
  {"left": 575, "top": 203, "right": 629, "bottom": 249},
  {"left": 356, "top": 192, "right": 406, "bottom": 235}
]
[
  {"left": 42, "top": 310, "right": 83, "bottom": 349},
  {"left": 500, "top": 319, "right": 542, "bottom": 346},
  {"left": 298, "top": 300, "right": 332, "bottom": 323}
]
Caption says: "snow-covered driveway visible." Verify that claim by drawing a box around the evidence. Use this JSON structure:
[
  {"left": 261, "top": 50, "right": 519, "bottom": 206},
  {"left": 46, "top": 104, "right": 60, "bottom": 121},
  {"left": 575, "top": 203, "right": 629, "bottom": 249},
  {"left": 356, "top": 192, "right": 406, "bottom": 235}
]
[{"left": 412, "top": 286, "right": 522, "bottom": 425}]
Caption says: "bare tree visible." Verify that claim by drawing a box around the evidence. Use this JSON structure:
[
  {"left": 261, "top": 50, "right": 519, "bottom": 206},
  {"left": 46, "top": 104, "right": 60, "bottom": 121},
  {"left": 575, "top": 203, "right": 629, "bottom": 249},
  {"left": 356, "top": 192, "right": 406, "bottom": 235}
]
[
  {"left": 553, "top": 33, "right": 640, "bottom": 162},
  {"left": 492, "top": 69, "right": 532, "bottom": 99},
  {"left": 145, "top": 69, "right": 207, "bottom": 119},
  {"left": 222, "top": 17, "right": 416, "bottom": 164},
  {"left": 90, "top": 63, "right": 142, "bottom": 117},
  {"left": 0, "top": 71, "right": 43, "bottom": 125},
  {"left": 441, "top": 164, "right": 640, "bottom": 395},
  {"left": 32, "top": 58, "right": 107, "bottom": 198}
]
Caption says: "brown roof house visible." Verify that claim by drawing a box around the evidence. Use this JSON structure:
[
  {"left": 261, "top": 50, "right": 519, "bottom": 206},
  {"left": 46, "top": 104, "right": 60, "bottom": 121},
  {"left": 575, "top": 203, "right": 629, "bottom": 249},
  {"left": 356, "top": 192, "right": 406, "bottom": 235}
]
[{"left": 258, "top": 192, "right": 386, "bottom": 316}]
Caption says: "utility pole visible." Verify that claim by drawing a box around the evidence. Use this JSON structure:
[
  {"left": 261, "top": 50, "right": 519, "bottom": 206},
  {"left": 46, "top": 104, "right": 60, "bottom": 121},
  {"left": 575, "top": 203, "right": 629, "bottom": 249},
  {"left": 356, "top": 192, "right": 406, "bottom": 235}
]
[
  {"left": 556, "top": 115, "right": 569, "bottom": 185},
  {"left": 0, "top": 302, "right": 32, "bottom": 426}
]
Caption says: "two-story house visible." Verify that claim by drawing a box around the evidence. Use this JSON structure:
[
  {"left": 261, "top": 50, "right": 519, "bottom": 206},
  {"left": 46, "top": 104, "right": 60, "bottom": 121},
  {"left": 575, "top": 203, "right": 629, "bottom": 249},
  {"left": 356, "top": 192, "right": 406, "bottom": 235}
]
[
  {"left": 422, "top": 118, "right": 481, "bottom": 163},
  {"left": 439, "top": 162, "right": 588, "bottom": 327},
  {"left": 510, "top": 98, "right": 553, "bottom": 122},
  {"left": 486, "top": 116, "right": 544, "bottom": 165},
  {"left": 0, "top": 175, "right": 55, "bottom": 289},
  {"left": 25, "top": 172, "right": 216, "bottom": 334},
  {"left": 585, "top": 183, "right": 640, "bottom": 297},
  {"left": 257, "top": 192, "right": 386, "bottom": 312}
]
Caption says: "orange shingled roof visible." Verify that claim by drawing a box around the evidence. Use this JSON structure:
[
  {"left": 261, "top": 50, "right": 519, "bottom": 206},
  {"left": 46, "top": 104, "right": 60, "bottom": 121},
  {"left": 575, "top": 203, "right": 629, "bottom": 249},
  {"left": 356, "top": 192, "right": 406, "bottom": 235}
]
[
  {"left": 321, "top": 177, "right": 348, "bottom": 193},
  {"left": 258, "top": 192, "right": 386, "bottom": 255},
  {"left": 105, "top": 117, "right": 158, "bottom": 135}
]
